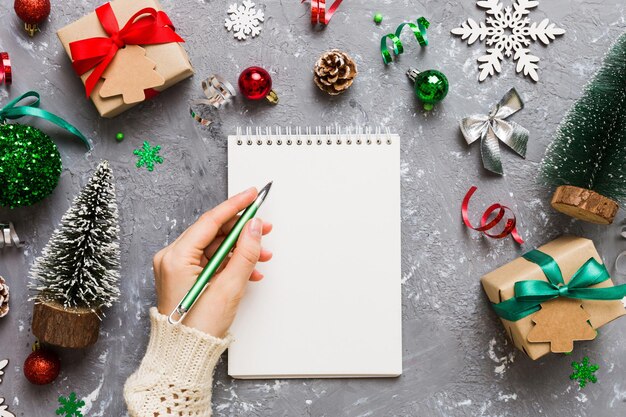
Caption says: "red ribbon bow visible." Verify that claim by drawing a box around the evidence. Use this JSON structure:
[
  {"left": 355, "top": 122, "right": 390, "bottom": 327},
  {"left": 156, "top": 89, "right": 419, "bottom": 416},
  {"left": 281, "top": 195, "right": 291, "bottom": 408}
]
[{"left": 69, "top": 2, "right": 184, "bottom": 98}]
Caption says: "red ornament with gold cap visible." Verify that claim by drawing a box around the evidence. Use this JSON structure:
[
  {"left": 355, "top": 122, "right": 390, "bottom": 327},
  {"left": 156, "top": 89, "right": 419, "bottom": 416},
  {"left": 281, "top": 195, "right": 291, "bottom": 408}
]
[
  {"left": 14, "top": 0, "right": 50, "bottom": 37},
  {"left": 238, "top": 66, "right": 278, "bottom": 104},
  {"left": 23, "top": 342, "right": 60, "bottom": 385}
]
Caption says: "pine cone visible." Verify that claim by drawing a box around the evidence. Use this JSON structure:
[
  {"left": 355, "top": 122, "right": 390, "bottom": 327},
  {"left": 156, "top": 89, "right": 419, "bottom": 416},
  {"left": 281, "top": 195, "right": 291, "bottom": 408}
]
[
  {"left": 0, "top": 276, "right": 9, "bottom": 318},
  {"left": 314, "top": 49, "right": 358, "bottom": 95}
]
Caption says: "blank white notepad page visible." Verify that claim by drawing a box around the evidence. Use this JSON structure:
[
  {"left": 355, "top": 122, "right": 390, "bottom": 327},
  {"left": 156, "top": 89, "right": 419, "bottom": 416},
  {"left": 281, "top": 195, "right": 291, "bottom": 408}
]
[{"left": 227, "top": 133, "right": 402, "bottom": 379}]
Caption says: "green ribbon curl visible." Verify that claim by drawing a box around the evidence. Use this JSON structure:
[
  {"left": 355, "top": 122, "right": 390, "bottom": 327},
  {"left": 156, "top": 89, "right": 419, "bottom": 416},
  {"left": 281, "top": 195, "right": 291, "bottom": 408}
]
[
  {"left": 0, "top": 91, "right": 91, "bottom": 150},
  {"left": 380, "top": 17, "right": 429, "bottom": 65},
  {"left": 492, "top": 249, "right": 626, "bottom": 322}
]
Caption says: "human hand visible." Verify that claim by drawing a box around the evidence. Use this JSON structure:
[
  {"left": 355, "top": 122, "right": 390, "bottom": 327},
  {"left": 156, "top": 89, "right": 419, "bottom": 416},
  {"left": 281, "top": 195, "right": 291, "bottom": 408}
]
[{"left": 153, "top": 187, "right": 272, "bottom": 337}]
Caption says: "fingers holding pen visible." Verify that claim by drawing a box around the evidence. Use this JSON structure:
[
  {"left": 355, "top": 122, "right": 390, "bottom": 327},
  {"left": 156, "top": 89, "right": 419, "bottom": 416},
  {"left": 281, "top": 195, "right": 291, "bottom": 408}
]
[
  {"left": 217, "top": 218, "right": 266, "bottom": 287},
  {"left": 174, "top": 187, "right": 258, "bottom": 254},
  {"left": 202, "top": 221, "right": 272, "bottom": 261}
]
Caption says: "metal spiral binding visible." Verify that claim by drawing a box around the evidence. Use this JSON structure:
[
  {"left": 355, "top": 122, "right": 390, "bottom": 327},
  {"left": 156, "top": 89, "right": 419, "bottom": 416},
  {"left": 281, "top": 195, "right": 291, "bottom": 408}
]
[{"left": 234, "top": 126, "right": 395, "bottom": 145}]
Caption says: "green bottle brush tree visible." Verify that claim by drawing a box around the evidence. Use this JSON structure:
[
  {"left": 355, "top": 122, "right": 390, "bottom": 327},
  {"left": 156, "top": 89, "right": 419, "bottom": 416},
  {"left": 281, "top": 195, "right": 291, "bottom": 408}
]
[
  {"left": 539, "top": 31, "right": 626, "bottom": 224},
  {"left": 29, "top": 161, "right": 120, "bottom": 348}
]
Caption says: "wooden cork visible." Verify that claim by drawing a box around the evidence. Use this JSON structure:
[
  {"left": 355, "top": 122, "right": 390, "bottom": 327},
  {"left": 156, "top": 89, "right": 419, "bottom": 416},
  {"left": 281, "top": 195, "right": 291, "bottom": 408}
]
[
  {"left": 551, "top": 185, "right": 619, "bottom": 225},
  {"left": 32, "top": 301, "right": 100, "bottom": 349}
]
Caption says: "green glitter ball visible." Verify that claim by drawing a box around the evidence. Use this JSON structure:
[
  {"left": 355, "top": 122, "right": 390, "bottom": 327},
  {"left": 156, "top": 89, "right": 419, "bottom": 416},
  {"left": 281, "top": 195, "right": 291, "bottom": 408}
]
[
  {"left": 0, "top": 124, "right": 62, "bottom": 208},
  {"left": 413, "top": 69, "right": 449, "bottom": 111},
  {"left": 373, "top": 13, "right": 383, "bottom": 24},
  {"left": 115, "top": 132, "right": 124, "bottom": 141}
]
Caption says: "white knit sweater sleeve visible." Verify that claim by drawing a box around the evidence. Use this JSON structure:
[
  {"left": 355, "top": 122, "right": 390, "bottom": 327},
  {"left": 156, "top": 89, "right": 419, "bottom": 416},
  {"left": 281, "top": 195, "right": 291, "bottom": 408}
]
[{"left": 124, "top": 307, "right": 232, "bottom": 417}]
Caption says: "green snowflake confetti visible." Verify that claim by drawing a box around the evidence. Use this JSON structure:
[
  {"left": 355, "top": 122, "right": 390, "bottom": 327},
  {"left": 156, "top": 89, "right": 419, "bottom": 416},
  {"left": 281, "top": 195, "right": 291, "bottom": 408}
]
[
  {"left": 133, "top": 141, "right": 163, "bottom": 171},
  {"left": 56, "top": 392, "right": 85, "bottom": 417},
  {"left": 570, "top": 356, "right": 599, "bottom": 388}
]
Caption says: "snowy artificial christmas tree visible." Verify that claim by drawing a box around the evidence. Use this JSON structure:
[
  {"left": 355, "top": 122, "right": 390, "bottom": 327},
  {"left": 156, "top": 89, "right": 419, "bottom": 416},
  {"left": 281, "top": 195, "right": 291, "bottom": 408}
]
[
  {"left": 539, "top": 31, "right": 626, "bottom": 224},
  {"left": 30, "top": 161, "right": 120, "bottom": 348}
]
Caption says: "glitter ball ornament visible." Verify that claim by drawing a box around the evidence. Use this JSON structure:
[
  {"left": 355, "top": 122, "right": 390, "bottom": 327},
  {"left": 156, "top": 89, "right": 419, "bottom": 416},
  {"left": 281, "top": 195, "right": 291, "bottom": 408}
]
[
  {"left": 23, "top": 346, "right": 60, "bottom": 385},
  {"left": 406, "top": 68, "right": 449, "bottom": 111},
  {"left": 14, "top": 0, "right": 50, "bottom": 37},
  {"left": 238, "top": 66, "right": 278, "bottom": 104},
  {"left": 0, "top": 123, "right": 62, "bottom": 208}
]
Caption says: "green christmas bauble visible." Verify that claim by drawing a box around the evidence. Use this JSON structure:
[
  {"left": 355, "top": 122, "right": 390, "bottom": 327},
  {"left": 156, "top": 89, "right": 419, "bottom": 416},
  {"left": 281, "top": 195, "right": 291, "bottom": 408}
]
[
  {"left": 413, "top": 69, "right": 449, "bottom": 111},
  {"left": 0, "top": 123, "right": 62, "bottom": 208}
]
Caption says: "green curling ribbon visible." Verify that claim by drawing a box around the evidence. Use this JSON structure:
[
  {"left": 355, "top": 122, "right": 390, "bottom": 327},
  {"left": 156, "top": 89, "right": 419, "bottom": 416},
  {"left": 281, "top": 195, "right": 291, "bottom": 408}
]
[
  {"left": 0, "top": 91, "right": 91, "bottom": 150},
  {"left": 492, "top": 249, "right": 626, "bottom": 322},
  {"left": 380, "top": 17, "right": 429, "bottom": 65}
]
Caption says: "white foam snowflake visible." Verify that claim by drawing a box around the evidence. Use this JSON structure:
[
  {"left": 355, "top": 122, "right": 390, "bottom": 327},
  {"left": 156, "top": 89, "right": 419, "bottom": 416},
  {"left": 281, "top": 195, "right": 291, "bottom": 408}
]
[
  {"left": 225, "top": 0, "right": 264, "bottom": 41},
  {"left": 451, "top": 0, "right": 565, "bottom": 82},
  {"left": 0, "top": 359, "right": 7, "bottom": 384},
  {"left": 0, "top": 397, "right": 15, "bottom": 417}
]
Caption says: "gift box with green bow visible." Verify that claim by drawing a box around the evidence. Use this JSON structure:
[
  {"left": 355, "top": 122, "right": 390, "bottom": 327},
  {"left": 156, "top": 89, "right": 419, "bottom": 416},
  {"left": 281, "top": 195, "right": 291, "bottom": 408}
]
[{"left": 482, "top": 236, "right": 626, "bottom": 360}]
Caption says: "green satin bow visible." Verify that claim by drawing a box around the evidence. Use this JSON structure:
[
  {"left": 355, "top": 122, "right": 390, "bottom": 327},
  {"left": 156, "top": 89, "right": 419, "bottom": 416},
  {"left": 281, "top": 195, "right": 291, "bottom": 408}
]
[
  {"left": 0, "top": 91, "right": 91, "bottom": 150},
  {"left": 492, "top": 249, "right": 626, "bottom": 322}
]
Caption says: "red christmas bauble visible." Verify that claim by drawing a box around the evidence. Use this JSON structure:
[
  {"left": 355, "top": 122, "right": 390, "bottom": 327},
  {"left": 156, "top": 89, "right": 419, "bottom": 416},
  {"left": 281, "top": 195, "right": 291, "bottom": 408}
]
[
  {"left": 238, "top": 67, "right": 273, "bottom": 100},
  {"left": 23, "top": 348, "right": 60, "bottom": 385},
  {"left": 14, "top": 0, "right": 50, "bottom": 24}
]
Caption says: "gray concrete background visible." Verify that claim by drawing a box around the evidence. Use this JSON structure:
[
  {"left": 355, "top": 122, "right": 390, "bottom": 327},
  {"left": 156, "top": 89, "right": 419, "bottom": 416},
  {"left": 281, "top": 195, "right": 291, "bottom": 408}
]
[{"left": 1, "top": 0, "right": 626, "bottom": 416}]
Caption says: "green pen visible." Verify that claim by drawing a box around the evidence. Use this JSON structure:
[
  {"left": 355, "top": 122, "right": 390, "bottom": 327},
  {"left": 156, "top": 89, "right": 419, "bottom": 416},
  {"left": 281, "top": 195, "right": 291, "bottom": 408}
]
[{"left": 168, "top": 182, "right": 272, "bottom": 325}]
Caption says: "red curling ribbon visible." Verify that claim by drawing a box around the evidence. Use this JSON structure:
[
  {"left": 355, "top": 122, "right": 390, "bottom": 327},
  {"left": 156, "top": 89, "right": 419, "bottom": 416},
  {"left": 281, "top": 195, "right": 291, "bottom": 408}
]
[
  {"left": 303, "top": 0, "right": 343, "bottom": 25},
  {"left": 0, "top": 52, "right": 12, "bottom": 85},
  {"left": 462, "top": 186, "right": 524, "bottom": 244},
  {"left": 69, "top": 2, "right": 184, "bottom": 98}
]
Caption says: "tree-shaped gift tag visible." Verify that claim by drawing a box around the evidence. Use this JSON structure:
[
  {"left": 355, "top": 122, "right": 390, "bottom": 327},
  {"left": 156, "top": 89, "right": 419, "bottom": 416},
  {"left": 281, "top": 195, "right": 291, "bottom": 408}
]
[
  {"left": 99, "top": 45, "right": 165, "bottom": 104},
  {"left": 527, "top": 298, "right": 597, "bottom": 353}
]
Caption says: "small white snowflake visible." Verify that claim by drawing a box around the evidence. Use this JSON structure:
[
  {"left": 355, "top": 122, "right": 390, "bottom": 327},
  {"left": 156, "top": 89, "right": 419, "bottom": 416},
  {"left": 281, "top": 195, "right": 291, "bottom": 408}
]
[
  {"left": 0, "top": 359, "right": 7, "bottom": 384},
  {"left": 0, "top": 397, "right": 15, "bottom": 417},
  {"left": 451, "top": 0, "right": 565, "bottom": 82},
  {"left": 225, "top": 0, "right": 264, "bottom": 41}
]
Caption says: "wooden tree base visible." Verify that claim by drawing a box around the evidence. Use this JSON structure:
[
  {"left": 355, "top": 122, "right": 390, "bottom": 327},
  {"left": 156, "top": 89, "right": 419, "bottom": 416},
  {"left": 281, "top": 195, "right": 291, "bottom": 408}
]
[
  {"left": 551, "top": 185, "right": 619, "bottom": 225},
  {"left": 32, "top": 301, "right": 100, "bottom": 349}
]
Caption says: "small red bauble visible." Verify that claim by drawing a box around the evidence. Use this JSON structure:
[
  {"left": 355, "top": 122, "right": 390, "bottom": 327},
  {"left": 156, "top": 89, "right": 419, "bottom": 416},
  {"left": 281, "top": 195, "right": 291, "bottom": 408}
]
[
  {"left": 23, "top": 348, "right": 60, "bottom": 385},
  {"left": 238, "top": 67, "right": 278, "bottom": 104},
  {"left": 14, "top": 0, "right": 50, "bottom": 37}
]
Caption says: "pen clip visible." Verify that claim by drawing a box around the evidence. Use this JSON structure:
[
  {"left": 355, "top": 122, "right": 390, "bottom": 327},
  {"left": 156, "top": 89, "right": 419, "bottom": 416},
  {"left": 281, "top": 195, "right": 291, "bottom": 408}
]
[{"left": 167, "top": 306, "right": 186, "bottom": 325}]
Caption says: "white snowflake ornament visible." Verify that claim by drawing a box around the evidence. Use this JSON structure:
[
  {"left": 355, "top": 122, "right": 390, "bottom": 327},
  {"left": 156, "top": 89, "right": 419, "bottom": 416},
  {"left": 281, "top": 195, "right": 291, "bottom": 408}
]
[
  {"left": 451, "top": 0, "right": 565, "bottom": 82},
  {"left": 0, "top": 359, "right": 7, "bottom": 384},
  {"left": 0, "top": 397, "right": 15, "bottom": 417},
  {"left": 225, "top": 0, "right": 264, "bottom": 41}
]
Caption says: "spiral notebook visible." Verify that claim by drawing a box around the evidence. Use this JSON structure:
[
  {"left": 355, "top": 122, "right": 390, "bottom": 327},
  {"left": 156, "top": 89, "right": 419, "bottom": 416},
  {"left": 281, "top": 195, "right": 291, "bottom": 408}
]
[{"left": 227, "top": 127, "right": 402, "bottom": 379}]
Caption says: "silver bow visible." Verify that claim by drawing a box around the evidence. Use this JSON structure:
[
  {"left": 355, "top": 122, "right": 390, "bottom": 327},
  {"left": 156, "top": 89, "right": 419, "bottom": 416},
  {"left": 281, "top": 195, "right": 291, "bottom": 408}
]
[{"left": 460, "top": 88, "right": 529, "bottom": 175}]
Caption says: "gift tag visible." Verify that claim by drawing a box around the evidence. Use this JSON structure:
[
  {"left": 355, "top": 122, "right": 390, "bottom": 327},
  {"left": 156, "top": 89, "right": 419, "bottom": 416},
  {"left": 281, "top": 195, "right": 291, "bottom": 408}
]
[
  {"left": 527, "top": 298, "right": 597, "bottom": 353},
  {"left": 99, "top": 45, "right": 165, "bottom": 104}
]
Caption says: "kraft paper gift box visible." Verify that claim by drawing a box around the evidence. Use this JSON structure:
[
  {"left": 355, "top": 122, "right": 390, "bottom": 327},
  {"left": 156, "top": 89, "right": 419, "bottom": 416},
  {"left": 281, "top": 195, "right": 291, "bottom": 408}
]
[
  {"left": 481, "top": 236, "right": 626, "bottom": 360},
  {"left": 57, "top": 0, "right": 194, "bottom": 118}
]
